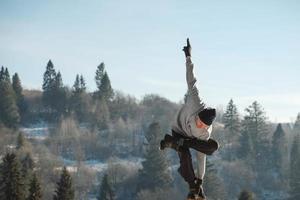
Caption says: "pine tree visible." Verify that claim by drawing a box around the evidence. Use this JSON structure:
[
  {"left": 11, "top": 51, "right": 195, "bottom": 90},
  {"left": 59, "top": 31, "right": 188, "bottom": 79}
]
[
  {"left": 20, "top": 152, "right": 35, "bottom": 198},
  {"left": 53, "top": 166, "right": 74, "bottom": 200},
  {"left": 238, "top": 190, "right": 255, "bottom": 200},
  {"left": 289, "top": 130, "right": 300, "bottom": 199},
  {"left": 138, "top": 122, "right": 172, "bottom": 191},
  {"left": 203, "top": 159, "right": 226, "bottom": 200},
  {"left": 243, "top": 101, "right": 268, "bottom": 144},
  {"left": 93, "top": 99, "right": 110, "bottom": 130},
  {"left": 21, "top": 153, "right": 35, "bottom": 178},
  {"left": 42, "top": 60, "right": 57, "bottom": 111},
  {"left": 73, "top": 75, "right": 81, "bottom": 93},
  {"left": 223, "top": 99, "right": 240, "bottom": 160},
  {"left": 71, "top": 74, "right": 88, "bottom": 121},
  {"left": 97, "top": 174, "right": 115, "bottom": 200},
  {"left": 54, "top": 71, "right": 63, "bottom": 88},
  {"left": 99, "top": 72, "right": 113, "bottom": 101},
  {"left": 72, "top": 74, "right": 86, "bottom": 94},
  {"left": 294, "top": 113, "right": 300, "bottom": 132},
  {"left": 16, "top": 132, "right": 25, "bottom": 149},
  {"left": 12, "top": 73, "right": 24, "bottom": 102},
  {"left": 94, "top": 63, "right": 113, "bottom": 101},
  {"left": 52, "top": 71, "right": 68, "bottom": 115},
  {"left": 12, "top": 73, "right": 27, "bottom": 121},
  {"left": 240, "top": 101, "right": 271, "bottom": 194},
  {"left": 42, "top": 61, "right": 68, "bottom": 119},
  {"left": 0, "top": 68, "right": 20, "bottom": 127},
  {"left": 42, "top": 60, "right": 56, "bottom": 91},
  {"left": 16, "top": 133, "right": 35, "bottom": 182},
  {"left": 237, "top": 129, "right": 253, "bottom": 160},
  {"left": 239, "top": 101, "right": 269, "bottom": 168},
  {"left": 4, "top": 67, "right": 11, "bottom": 83},
  {"left": 0, "top": 152, "right": 25, "bottom": 200},
  {"left": 12, "top": 73, "right": 23, "bottom": 100},
  {"left": 79, "top": 75, "right": 86, "bottom": 91},
  {"left": 271, "top": 123, "right": 287, "bottom": 177},
  {"left": 223, "top": 99, "right": 240, "bottom": 133},
  {"left": 0, "top": 66, "right": 5, "bottom": 81},
  {"left": 95, "top": 63, "right": 105, "bottom": 90},
  {"left": 27, "top": 173, "right": 42, "bottom": 200}
]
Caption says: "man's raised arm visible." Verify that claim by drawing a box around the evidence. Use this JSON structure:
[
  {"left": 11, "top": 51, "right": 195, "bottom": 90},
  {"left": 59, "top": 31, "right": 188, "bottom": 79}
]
[
  {"left": 183, "top": 38, "right": 197, "bottom": 90},
  {"left": 183, "top": 38, "right": 205, "bottom": 111}
]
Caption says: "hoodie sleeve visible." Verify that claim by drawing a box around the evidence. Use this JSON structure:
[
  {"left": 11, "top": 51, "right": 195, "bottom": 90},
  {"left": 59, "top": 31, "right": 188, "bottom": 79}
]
[{"left": 185, "top": 57, "right": 205, "bottom": 113}]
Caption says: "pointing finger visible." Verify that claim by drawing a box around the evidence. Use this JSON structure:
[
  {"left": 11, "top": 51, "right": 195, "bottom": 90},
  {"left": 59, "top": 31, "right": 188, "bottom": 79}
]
[{"left": 187, "top": 38, "right": 190, "bottom": 47}]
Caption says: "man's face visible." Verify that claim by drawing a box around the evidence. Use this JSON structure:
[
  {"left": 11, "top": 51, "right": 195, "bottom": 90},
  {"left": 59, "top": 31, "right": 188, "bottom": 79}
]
[{"left": 195, "top": 116, "right": 209, "bottom": 129}]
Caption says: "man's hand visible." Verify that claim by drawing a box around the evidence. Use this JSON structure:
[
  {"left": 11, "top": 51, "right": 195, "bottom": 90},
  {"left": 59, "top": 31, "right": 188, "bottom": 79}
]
[{"left": 183, "top": 38, "right": 192, "bottom": 57}]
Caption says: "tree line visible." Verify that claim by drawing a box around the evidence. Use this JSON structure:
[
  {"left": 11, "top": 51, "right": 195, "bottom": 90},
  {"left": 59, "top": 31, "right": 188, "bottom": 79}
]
[
  {"left": 0, "top": 150, "right": 74, "bottom": 200},
  {"left": 1, "top": 60, "right": 300, "bottom": 199},
  {"left": 221, "top": 99, "right": 300, "bottom": 199},
  {"left": 0, "top": 60, "right": 114, "bottom": 129},
  {"left": 0, "top": 67, "right": 25, "bottom": 128},
  {"left": 41, "top": 60, "right": 113, "bottom": 128}
]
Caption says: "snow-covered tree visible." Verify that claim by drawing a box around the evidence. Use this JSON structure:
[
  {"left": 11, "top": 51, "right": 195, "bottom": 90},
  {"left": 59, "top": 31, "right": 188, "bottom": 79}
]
[
  {"left": 53, "top": 167, "right": 74, "bottom": 200},
  {"left": 138, "top": 122, "right": 172, "bottom": 191},
  {"left": 27, "top": 173, "right": 42, "bottom": 200},
  {"left": 0, "top": 152, "right": 25, "bottom": 200},
  {"left": 97, "top": 174, "right": 115, "bottom": 200}
]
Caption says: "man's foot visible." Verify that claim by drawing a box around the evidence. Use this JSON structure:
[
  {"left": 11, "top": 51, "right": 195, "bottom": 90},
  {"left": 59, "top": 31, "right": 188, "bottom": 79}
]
[
  {"left": 195, "top": 178, "right": 206, "bottom": 200},
  {"left": 159, "top": 134, "right": 173, "bottom": 150},
  {"left": 159, "top": 140, "right": 166, "bottom": 150},
  {"left": 159, "top": 134, "right": 184, "bottom": 151},
  {"left": 187, "top": 191, "right": 197, "bottom": 200},
  {"left": 187, "top": 178, "right": 202, "bottom": 200},
  {"left": 196, "top": 185, "right": 206, "bottom": 200},
  {"left": 188, "top": 178, "right": 206, "bottom": 200}
]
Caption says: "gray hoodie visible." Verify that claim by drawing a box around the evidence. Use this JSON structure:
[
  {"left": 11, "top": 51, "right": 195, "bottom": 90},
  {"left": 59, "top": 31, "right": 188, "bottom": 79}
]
[
  {"left": 172, "top": 57, "right": 209, "bottom": 139},
  {"left": 172, "top": 57, "right": 211, "bottom": 179}
]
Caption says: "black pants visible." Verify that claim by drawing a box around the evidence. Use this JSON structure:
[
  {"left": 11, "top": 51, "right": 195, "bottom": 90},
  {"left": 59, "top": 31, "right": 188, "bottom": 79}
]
[{"left": 172, "top": 130, "right": 218, "bottom": 185}]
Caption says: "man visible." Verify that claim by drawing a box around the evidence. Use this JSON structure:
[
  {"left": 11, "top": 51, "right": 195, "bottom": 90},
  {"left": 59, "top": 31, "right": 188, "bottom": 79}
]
[{"left": 160, "top": 38, "right": 219, "bottom": 200}]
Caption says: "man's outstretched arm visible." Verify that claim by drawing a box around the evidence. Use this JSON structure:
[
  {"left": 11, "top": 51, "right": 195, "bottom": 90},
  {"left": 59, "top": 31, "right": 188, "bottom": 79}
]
[
  {"left": 183, "top": 38, "right": 205, "bottom": 111},
  {"left": 186, "top": 57, "right": 196, "bottom": 90},
  {"left": 183, "top": 38, "right": 197, "bottom": 90}
]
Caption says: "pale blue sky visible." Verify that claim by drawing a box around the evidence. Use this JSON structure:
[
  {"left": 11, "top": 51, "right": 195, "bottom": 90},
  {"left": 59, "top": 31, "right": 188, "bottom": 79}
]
[{"left": 1, "top": 0, "right": 299, "bottom": 122}]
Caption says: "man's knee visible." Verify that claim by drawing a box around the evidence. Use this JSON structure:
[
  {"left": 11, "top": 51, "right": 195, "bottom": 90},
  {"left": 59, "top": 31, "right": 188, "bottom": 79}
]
[
  {"left": 208, "top": 139, "right": 219, "bottom": 154},
  {"left": 178, "top": 147, "right": 192, "bottom": 160}
]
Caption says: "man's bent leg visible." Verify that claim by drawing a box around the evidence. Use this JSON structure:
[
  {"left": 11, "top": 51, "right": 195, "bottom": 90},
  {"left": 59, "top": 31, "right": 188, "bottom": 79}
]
[
  {"left": 171, "top": 131, "right": 197, "bottom": 186},
  {"left": 194, "top": 152, "right": 207, "bottom": 199},
  {"left": 196, "top": 152, "right": 206, "bottom": 180},
  {"left": 177, "top": 147, "right": 196, "bottom": 184},
  {"left": 184, "top": 138, "right": 219, "bottom": 155}
]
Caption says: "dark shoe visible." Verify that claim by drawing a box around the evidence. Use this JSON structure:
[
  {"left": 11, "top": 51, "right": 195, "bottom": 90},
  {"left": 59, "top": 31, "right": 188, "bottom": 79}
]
[
  {"left": 159, "top": 134, "right": 184, "bottom": 151},
  {"left": 187, "top": 178, "right": 201, "bottom": 200},
  {"left": 187, "top": 190, "right": 197, "bottom": 200},
  {"left": 196, "top": 185, "right": 206, "bottom": 200},
  {"left": 189, "top": 178, "right": 206, "bottom": 200},
  {"left": 159, "top": 140, "right": 166, "bottom": 150},
  {"left": 195, "top": 178, "right": 206, "bottom": 200}
]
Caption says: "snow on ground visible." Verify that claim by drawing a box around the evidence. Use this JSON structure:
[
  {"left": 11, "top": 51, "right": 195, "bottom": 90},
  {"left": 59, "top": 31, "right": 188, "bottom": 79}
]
[
  {"left": 5, "top": 144, "right": 16, "bottom": 149},
  {"left": 21, "top": 124, "right": 144, "bottom": 174},
  {"left": 61, "top": 156, "right": 143, "bottom": 173},
  {"left": 21, "top": 127, "right": 49, "bottom": 140}
]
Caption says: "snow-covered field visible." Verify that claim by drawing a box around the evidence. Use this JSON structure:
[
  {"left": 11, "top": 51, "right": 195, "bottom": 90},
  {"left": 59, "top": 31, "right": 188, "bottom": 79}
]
[
  {"left": 61, "top": 156, "right": 143, "bottom": 173},
  {"left": 21, "top": 124, "right": 144, "bottom": 174},
  {"left": 21, "top": 126, "right": 49, "bottom": 140}
]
